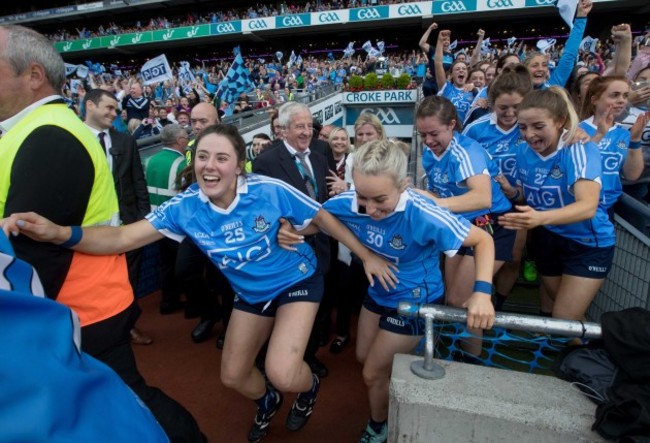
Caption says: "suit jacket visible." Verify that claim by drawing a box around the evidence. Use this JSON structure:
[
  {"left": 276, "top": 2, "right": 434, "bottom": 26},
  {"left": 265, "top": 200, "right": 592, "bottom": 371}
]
[
  {"left": 109, "top": 129, "right": 150, "bottom": 224},
  {"left": 253, "top": 141, "right": 331, "bottom": 274}
]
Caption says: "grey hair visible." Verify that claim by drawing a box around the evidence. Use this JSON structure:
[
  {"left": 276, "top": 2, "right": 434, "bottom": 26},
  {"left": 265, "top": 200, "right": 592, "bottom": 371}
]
[
  {"left": 1, "top": 25, "right": 66, "bottom": 92},
  {"left": 277, "top": 101, "right": 311, "bottom": 128},
  {"left": 352, "top": 139, "right": 408, "bottom": 188},
  {"left": 161, "top": 124, "right": 187, "bottom": 146}
]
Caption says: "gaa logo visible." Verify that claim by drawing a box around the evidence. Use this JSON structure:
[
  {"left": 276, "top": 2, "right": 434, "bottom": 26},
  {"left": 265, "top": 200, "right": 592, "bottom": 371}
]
[
  {"left": 487, "top": 0, "right": 514, "bottom": 8},
  {"left": 357, "top": 8, "right": 382, "bottom": 19},
  {"left": 318, "top": 12, "right": 340, "bottom": 23},
  {"left": 282, "top": 16, "right": 305, "bottom": 26},
  {"left": 82, "top": 39, "right": 93, "bottom": 49},
  {"left": 249, "top": 19, "right": 267, "bottom": 30},
  {"left": 533, "top": 0, "right": 555, "bottom": 4},
  {"left": 361, "top": 108, "right": 401, "bottom": 124},
  {"left": 397, "top": 4, "right": 422, "bottom": 15},
  {"left": 440, "top": 1, "right": 467, "bottom": 13},
  {"left": 216, "top": 23, "right": 236, "bottom": 33}
]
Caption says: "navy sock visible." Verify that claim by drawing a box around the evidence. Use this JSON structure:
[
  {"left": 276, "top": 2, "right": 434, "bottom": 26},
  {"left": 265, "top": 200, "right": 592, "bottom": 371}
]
[
  {"left": 299, "top": 374, "right": 319, "bottom": 401},
  {"left": 255, "top": 386, "right": 278, "bottom": 412},
  {"left": 368, "top": 418, "right": 386, "bottom": 433}
]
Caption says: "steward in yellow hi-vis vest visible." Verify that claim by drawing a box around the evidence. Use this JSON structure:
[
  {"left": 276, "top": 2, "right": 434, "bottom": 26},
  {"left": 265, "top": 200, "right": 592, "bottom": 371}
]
[{"left": 0, "top": 101, "right": 133, "bottom": 326}]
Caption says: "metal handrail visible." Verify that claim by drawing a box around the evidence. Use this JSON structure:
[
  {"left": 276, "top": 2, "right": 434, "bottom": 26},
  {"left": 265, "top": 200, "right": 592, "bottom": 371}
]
[{"left": 397, "top": 301, "right": 602, "bottom": 380}]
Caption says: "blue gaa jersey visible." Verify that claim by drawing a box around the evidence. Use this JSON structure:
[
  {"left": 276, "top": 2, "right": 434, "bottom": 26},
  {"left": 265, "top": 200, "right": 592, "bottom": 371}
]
[
  {"left": 324, "top": 188, "right": 470, "bottom": 309},
  {"left": 579, "top": 118, "right": 631, "bottom": 209},
  {"left": 422, "top": 132, "right": 512, "bottom": 221},
  {"left": 438, "top": 81, "right": 474, "bottom": 123},
  {"left": 146, "top": 174, "right": 321, "bottom": 304},
  {"left": 514, "top": 138, "right": 615, "bottom": 247},
  {"left": 463, "top": 112, "right": 523, "bottom": 187},
  {"left": 463, "top": 86, "right": 488, "bottom": 126}
]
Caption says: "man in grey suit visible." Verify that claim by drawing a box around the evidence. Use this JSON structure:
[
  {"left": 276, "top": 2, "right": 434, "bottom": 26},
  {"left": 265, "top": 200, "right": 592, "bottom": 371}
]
[
  {"left": 253, "top": 102, "right": 331, "bottom": 378},
  {"left": 84, "top": 88, "right": 152, "bottom": 345}
]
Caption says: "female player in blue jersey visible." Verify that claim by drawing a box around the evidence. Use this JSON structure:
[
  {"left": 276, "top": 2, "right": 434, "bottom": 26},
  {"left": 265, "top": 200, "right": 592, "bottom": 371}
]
[
  {"left": 415, "top": 95, "right": 514, "bottom": 357},
  {"left": 463, "top": 65, "right": 533, "bottom": 311},
  {"left": 279, "top": 139, "right": 495, "bottom": 443},
  {"left": 1, "top": 124, "right": 398, "bottom": 443},
  {"left": 433, "top": 29, "right": 476, "bottom": 123},
  {"left": 578, "top": 76, "right": 646, "bottom": 216},
  {"left": 499, "top": 87, "right": 615, "bottom": 323},
  {"left": 524, "top": 0, "right": 591, "bottom": 90}
]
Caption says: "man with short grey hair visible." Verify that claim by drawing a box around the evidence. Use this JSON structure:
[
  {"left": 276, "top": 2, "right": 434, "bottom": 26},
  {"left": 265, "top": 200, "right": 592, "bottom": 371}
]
[{"left": 254, "top": 101, "right": 331, "bottom": 386}]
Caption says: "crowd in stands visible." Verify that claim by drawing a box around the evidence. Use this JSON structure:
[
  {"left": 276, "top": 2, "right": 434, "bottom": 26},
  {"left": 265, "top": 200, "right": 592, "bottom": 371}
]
[
  {"left": 2, "top": 0, "right": 650, "bottom": 439},
  {"left": 45, "top": 0, "right": 415, "bottom": 42}
]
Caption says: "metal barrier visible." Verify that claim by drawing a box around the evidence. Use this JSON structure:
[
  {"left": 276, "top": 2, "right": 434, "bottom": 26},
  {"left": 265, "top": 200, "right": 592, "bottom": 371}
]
[
  {"left": 588, "top": 213, "right": 650, "bottom": 321},
  {"left": 397, "top": 302, "right": 601, "bottom": 380}
]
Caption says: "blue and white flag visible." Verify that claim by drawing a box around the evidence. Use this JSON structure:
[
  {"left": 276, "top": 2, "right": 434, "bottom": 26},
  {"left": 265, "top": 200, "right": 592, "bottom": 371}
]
[
  {"left": 288, "top": 50, "right": 297, "bottom": 68},
  {"left": 454, "top": 49, "right": 467, "bottom": 60},
  {"left": 480, "top": 37, "right": 491, "bottom": 54},
  {"left": 507, "top": 36, "right": 517, "bottom": 48},
  {"left": 216, "top": 53, "right": 255, "bottom": 104},
  {"left": 363, "top": 40, "right": 381, "bottom": 58},
  {"left": 140, "top": 54, "right": 173, "bottom": 85},
  {"left": 295, "top": 55, "right": 303, "bottom": 68},
  {"left": 178, "top": 61, "right": 194, "bottom": 83},
  {"left": 64, "top": 63, "right": 78, "bottom": 77},
  {"left": 275, "top": 51, "right": 283, "bottom": 62},
  {"left": 448, "top": 39, "right": 458, "bottom": 51},
  {"left": 233, "top": 46, "right": 241, "bottom": 57},
  {"left": 76, "top": 65, "right": 89, "bottom": 79},
  {"left": 343, "top": 41, "right": 355, "bottom": 59},
  {"left": 376, "top": 41, "right": 385, "bottom": 56},
  {"left": 362, "top": 40, "right": 374, "bottom": 54},
  {"left": 537, "top": 38, "right": 556, "bottom": 54},
  {"left": 580, "top": 36, "right": 598, "bottom": 54},
  {"left": 556, "top": 0, "right": 578, "bottom": 29}
]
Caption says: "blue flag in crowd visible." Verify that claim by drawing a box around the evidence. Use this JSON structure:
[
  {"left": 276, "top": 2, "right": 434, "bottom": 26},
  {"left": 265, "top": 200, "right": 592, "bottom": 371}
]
[
  {"left": 343, "top": 41, "right": 355, "bottom": 59},
  {"left": 556, "top": 0, "right": 578, "bottom": 29},
  {"left": 580, "top": 36, "right": 598, "bottom": 54},
  {"left": 64, "top": 63, "right": 78, "bottom": 77},
  {"left": 288, "top": 50, "right": 297, "bottom": 68},
  {"left": 178, "top": 61, "right": 194, "bottom": 83},
  {"left": 216, "top": 53, "right": 255, "bottom": 104}
]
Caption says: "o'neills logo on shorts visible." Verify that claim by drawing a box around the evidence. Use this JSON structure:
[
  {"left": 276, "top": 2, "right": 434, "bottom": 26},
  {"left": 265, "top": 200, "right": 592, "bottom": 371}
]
[
  {"left": 288, "top": 290, "right": 308, "bottom": 297},
  {"left": 386, "top": 317, "right": 405, "bottom": 327}
]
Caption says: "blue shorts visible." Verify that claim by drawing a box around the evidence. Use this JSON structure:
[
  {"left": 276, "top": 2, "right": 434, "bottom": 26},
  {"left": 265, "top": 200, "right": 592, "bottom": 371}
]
[
  {"left": 363, "top": 295, "right": 442, "bottom": 336},
  {"left": 233, "top": 271, "right": 324, "bottom": 318},
  {"left": 458, "top": 213, "right": 516, "bottom": 262},
  {"left": 531, "top": 227, "right": 614, "bottom": 279}
]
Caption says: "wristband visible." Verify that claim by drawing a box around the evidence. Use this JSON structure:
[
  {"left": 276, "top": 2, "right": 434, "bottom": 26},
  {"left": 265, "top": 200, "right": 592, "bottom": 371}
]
[
  {"left": 629, "top": 140, "right": 641, "bottom": 150},
  {"left": 60, "top": 226, "right": 83, "bottom": 248},
  {"left": 473, "top": 280, "right": 493, "bottom": 295}
]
